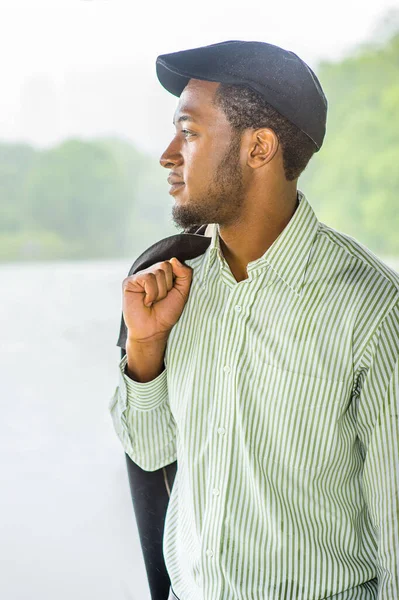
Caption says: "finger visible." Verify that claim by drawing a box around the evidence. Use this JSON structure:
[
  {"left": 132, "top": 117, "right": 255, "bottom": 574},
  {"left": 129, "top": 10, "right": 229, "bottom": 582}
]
[
  {"left": 153, "top": 269, "right": 168, "bottom": 301},
  {"left": 141, "top": 273, "right": 158, "bottom": 306},
  {"left": 162, "top": 261, "right": 174, "bottom": 291}
]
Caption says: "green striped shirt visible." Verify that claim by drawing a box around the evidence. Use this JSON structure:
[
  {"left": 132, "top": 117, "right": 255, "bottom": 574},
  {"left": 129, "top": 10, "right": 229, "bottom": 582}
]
[{"left": 109, "top": 190, "right": 399, "bottom": 599}]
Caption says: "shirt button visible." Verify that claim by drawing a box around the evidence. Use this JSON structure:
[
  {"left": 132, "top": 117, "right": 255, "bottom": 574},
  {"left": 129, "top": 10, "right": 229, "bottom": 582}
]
[
  {"left": 212, "top": 488, "right": 220, "bottom": 496},
  {"left": 217, "top": 427, "right": 226, "bottom": 435},
  {"left": 235, "top": 305, "right": 242, "bottom": 312},
  {"left": 223, "top": 365, "right": 231, "bottom": 374},
  {"left": 206, "top": 549, "right": 214, "bottom": 558}
]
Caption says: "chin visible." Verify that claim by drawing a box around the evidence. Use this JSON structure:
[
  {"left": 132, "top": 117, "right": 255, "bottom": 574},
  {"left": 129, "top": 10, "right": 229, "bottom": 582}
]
[{"left": 171, "top": 203, "right": 203, "bottom": 230}]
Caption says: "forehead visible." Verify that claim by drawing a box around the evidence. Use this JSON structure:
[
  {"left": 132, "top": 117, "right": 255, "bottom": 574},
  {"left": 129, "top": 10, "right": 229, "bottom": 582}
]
[{"left": 173, "top": 79, "right": 224, "bottom": 125}]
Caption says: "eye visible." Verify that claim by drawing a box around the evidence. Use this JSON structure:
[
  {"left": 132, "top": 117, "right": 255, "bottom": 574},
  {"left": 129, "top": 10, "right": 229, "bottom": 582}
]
[{"left": 181, "top": 129, "right": 196, "bottom": 138}]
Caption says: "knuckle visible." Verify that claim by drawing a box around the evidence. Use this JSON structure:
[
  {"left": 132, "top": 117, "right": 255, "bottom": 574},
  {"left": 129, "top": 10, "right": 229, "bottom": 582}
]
[
  {"left": 155, "top": 268, "right": 167, "bottom": 280},
  {"left": 122, "top": 276, "right": 131, "bottom": 290}
]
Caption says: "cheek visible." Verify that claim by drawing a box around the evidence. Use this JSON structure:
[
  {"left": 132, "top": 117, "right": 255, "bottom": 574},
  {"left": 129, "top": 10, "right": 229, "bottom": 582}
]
[
  {"left": 186, "top": 135, "right": 227, "bottom": 173},
  {"left": 184, "top": 145, "right": 214, "bottom": 186}
]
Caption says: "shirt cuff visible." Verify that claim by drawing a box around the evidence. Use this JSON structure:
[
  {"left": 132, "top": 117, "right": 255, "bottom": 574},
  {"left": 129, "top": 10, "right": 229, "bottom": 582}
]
[{"left": 118, "top": 353, "right": 168, "bottom": 411}]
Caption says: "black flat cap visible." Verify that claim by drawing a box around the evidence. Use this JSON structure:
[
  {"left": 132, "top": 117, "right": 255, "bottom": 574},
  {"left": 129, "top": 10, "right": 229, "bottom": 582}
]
[{"left": 156, "top": 40, "right": 327, "bottom": 151}]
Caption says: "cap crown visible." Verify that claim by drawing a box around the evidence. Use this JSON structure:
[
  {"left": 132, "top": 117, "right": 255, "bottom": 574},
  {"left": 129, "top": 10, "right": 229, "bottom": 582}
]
[{"left": 156, "top": 40, "right": 327, "bottom": 150}]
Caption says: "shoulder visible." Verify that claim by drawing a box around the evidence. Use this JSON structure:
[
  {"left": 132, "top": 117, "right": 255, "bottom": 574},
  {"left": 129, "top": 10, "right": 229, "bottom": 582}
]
[
  {"left": 317, "top": 221, "right": 399, "bottom": 296},
  {"left": 315, "top": 223, "right": 399, "bottom": 340}
]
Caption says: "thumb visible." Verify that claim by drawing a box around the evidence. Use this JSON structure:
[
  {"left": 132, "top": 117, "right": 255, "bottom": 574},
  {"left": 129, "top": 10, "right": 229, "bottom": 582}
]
[
  {"left": 170, "top": 257, "right": 189, "bottom": 272},
  {"left": 170, "top": 257, "right": 192, "bottom": 287}
]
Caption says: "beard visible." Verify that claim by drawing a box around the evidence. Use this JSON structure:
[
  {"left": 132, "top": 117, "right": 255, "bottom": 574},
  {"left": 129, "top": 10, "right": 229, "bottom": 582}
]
[{"left": 171, "top": 133, "right": 246, "bottom": 231}]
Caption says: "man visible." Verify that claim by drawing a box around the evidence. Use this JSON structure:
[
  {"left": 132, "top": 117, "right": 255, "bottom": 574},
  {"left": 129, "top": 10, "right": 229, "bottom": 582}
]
[{"left": 110, "top": 41, "right": 399, "bottom": 599}]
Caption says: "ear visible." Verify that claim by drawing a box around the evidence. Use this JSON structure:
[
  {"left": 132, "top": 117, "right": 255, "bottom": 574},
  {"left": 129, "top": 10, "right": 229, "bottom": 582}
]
[{"left": 247, "top": 128, "right": 279, "bottom": 169}]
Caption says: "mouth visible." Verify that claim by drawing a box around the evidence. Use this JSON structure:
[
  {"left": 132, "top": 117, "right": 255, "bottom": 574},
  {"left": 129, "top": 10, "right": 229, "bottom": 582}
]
[{"left": 168, "top": 182, "right": 185, "bottom": 195}]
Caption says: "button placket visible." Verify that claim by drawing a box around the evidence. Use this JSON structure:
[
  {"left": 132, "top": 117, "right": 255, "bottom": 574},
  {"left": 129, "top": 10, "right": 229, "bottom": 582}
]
[{"left": 201, "top": 282, "right": 238, "bottom": 573}]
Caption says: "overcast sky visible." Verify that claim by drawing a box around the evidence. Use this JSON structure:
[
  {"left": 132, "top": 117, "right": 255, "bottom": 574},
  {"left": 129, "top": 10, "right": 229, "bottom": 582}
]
[{"left": 0, "top": 0, "right": 397, "bottom": 155}]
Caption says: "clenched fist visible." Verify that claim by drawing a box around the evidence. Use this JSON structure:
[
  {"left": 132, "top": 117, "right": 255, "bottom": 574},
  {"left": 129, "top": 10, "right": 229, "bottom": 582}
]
[{"left": 122, "top": 257, "right": 193, "bottom": 344}]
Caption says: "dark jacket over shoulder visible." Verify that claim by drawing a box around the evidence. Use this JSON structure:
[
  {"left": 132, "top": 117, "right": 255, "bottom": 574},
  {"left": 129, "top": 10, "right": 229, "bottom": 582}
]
[{"left": 117, "top": 225, "right": 211, "bottom": 600}]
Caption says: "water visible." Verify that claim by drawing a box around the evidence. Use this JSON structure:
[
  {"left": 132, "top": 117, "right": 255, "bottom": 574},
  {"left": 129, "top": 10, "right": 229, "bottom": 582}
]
[
  {"left": 0, "top": 259, "right": 150, "bottom": 600},
  {"left": 2, "top": 256, "right": 398, "bottom": 600}
]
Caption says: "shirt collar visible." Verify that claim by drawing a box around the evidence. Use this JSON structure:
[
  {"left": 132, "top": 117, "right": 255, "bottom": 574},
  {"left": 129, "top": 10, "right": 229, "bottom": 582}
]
[{"left": 204, "top": 190, "right": 320, "bottom": 295}]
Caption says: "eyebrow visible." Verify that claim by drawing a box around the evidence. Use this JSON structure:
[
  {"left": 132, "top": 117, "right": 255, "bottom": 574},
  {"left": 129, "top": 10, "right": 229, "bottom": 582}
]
[{"left": 173, "top": 114, "right": 199, "bottom": 126}]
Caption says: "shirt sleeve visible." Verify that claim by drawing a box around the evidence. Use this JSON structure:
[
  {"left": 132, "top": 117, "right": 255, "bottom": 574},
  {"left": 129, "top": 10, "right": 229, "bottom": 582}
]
[
  {"left": 355, "top": 301, "right": 399, "bottom": 598},
  {"left": 109, "top": 353, "right": 177, "bottom": 471}
]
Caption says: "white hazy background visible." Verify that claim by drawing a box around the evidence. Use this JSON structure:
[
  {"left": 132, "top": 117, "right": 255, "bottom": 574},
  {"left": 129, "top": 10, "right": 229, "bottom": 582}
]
[{"left": 1, "top": 1, "right": 398, "bottom": 599}]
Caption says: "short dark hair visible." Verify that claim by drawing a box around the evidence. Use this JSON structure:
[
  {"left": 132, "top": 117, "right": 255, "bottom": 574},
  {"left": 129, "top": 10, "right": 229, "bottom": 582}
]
[{"left": 213, "top": 83, "right": 318, "bottom": 181}]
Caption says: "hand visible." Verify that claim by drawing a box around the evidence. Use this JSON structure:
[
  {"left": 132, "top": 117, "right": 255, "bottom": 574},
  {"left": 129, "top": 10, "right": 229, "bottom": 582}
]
[{"left": 122, "top": 257, "right": 193, "bottom": 343}]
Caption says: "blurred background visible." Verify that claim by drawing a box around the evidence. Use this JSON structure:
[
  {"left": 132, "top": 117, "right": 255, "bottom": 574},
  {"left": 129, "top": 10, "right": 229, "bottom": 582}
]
[{"left": 1, "top": 1, "right": 398, "bottom": 598}]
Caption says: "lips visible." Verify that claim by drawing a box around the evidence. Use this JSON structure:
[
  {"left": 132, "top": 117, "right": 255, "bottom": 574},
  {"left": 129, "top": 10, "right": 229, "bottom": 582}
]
[
  {"left": 168, "top": 182, "right": 185, "bottom": 195},
  {"left": 167, "top": 175, "right": 185, "bottom": 185},
  {"left": 167, "top": 173, "right": 185, "bottom": 195}
]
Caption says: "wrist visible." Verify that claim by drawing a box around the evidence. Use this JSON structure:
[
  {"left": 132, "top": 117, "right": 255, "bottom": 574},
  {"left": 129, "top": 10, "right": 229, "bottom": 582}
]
[
  {"left": 125, "top": 336, "right": 168, "bottom": 383},
  {"left": 126, "top": 334, "right": 169, "bottom": 352}
]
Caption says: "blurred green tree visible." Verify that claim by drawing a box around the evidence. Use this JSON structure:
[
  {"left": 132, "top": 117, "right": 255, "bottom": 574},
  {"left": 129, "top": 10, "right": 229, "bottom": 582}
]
[
  {"left": 300, "top": 30, "right": 399, "bottom": 256},
  {"left": 0, "top": 22, "right": 398, "bottom": 261},
  {"left": 0, "top": 143, "right": 37, "bottom": 233},
  {"left": 24, "top": 139, "right": 131, "bottom": 258}
]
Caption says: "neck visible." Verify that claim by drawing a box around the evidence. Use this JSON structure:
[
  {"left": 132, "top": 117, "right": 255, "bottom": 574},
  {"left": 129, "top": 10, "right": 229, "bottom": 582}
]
[{"left": 218, "top": 185, "right": 299, "bottom": 282}]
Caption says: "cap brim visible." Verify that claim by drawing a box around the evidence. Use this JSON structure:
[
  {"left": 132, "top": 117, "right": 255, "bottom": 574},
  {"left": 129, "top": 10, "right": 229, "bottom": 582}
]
[
  {"left": 156, "top": 41, "right": 242, "bottom": 96},
  {"left": 156, "top": 60, "right": 191, "bottom": 97}
]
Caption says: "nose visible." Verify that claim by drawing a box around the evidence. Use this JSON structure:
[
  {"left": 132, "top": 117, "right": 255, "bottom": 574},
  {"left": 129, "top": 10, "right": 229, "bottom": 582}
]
[{"left": 159, "top": 136, "right": 183, "bottom": 169}]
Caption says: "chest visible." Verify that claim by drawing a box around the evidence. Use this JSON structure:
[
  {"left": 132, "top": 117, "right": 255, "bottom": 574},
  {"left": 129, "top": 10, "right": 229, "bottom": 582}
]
[{"left": 165, "top": 267, "right": 354, "bottom": 385}]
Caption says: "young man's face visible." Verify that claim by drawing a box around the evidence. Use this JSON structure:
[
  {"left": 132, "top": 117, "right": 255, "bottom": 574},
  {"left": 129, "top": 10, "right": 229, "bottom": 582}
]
[{"left": 159, "top": 79, "right": 247, "bottom": 230}]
